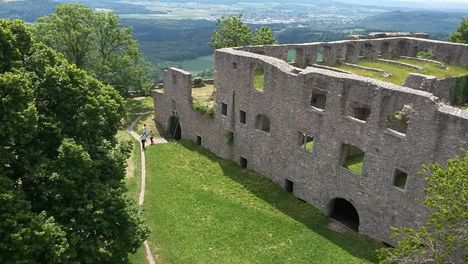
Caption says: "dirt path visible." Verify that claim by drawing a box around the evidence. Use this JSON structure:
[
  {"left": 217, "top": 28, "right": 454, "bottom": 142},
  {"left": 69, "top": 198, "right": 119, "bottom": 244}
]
[{"left": 126, "top": 113, "right": 167, "bottom": 264}]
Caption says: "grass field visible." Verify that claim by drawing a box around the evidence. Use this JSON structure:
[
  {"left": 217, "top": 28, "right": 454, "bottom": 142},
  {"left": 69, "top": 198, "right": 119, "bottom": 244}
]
[
  {"left": 143, "top": 141, "right": 381, "bottom": 263},
  {"left": 181, "top": 55, "right": 214, "bottom": 75},
  {"left": 192, "top": 84, "right": 215, "bottom": 115},
  {"left": 336, "top": 58, "right": 468, "bottom": 85},
  {"left": 254, "top": 70, "right": 265, "bottom": 90}
]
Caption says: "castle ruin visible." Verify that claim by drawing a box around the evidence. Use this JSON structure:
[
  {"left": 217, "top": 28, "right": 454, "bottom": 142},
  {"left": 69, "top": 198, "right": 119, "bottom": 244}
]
[{"left": 154, "top": 35, "right": 468, "bottom": 244}]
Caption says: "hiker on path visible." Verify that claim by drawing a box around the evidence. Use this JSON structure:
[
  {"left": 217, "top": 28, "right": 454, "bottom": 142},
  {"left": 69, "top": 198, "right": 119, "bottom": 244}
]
[
  {"left": 143, "top": 124, "right": 147, "bottom": 137},
  {"left": 141, "top": 134, "right": 147, "bottom": 150},
  {"left": 149, "top": 131, "right": 154, "bottom": 145}
]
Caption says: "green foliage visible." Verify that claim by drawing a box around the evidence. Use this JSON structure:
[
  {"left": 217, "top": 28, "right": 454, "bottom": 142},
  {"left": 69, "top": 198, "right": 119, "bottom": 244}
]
[
  {"left": 33, "top": 4, "right": 153, "bottom": 96},
  {"left": 0, "top": 19, "right": 148, "bottom": 263},
  {"left": 191, "top": 98, "right": 214, "bottom": 117},
  {"left": 379, "top": 151, "right": 468, "bottom": 264},
  {"left": 210, "top": 15, "right": 277, "bottom": 49},
  {"left": 344, "top": 154, "right": 364, "bottom": 175},
  {"left": 416, "top": 50, "right": 433, "bottom": 59},
  {"left": 193, "top": 77, "right": 205, "bottom": 88},
  {"left": 449, "top": 17, "right": 468, "bottom": 44},
  {"left": 252, "top": 26, "right": 278, "bottom": 45}
]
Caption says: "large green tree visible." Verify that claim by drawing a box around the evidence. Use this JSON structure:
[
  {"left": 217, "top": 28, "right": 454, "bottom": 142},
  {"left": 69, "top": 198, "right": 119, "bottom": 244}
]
[
  {"left": 33, "top": 4, "right": 152, "bottom": 96},
  {"left": 210, "top": 15, "right": 277, "bottom": 49},
  {"left": 449, "top": 18, "right": 468, "bottom": 44},
  {"left": 379, "top": 151, "right": 468, "bottom": 264},
  {"left": 0, "top": 19, "right": 148, "bottom": 263}
]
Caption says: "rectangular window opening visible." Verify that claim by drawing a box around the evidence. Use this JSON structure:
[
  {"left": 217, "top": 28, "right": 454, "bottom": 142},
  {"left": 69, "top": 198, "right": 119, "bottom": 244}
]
[
  {"left": 285, "top": 179, "right": 294, "bottom": 193},
  {"left": 341, "top": 144, "right": 365, "bottom": 175},
  {"left": 310, "top": 92, "right": 327, "bottom": 110},
  {"left": 253, "top": 67, "right": 265, "bottom": 91},
  {"left": 240, "top": 157, "right": 248, "bottom": 168},
  {"left": 255, "top": 114, "right": 270, "bottom": 133},
  {"left": 196, "top": 135, "right": 202, "bottom": 145},
  {"left": 221, "top": 103, "right": 228, "bottom": 116},
  {"left": 233, "top": 62, "right": 238, "bottom": 69},
  {"left": 350, "top": 106, "right": 371, "bottom": 121},
  {"left": 393, "top": 169, "right": 408, "bottom": 190},
  {"left": 386, "top": 104, "right": 412, "bottom": 134},
  {"left": 298, "top": 132, "right": 314, "bottom": 152},
  {"left": 239, "top": 110, "right": 246, "bottom": 124}
]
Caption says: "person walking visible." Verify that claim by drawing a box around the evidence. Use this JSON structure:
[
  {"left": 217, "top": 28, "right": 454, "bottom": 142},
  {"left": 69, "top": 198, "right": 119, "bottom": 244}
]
[
  {"left": 149, "top": 131, "right": 154, "bottom": 145},
  {"left": 143, "top": 124, "right": 147, "bottom": 137},
  {"left": 141, "top": 133, "right": 147, "bottom": 150}
]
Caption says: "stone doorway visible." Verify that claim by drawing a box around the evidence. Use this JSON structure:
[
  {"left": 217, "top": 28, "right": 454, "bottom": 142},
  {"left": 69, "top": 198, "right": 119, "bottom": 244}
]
[{"left": 329, "top": 198, "right": 360, "bottom": 231}]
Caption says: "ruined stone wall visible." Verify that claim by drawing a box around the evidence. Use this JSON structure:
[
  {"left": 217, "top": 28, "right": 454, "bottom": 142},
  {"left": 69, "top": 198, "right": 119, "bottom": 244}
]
[
  {"left": 154, "top": 42, "right": 468, "bottom": 245},
  {"left": 237, "top": 37, "right": 468, "bottom": 67}
]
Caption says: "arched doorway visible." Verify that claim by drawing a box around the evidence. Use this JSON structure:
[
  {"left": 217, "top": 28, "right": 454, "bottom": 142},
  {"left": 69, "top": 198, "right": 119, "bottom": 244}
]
[
  {"left": 329, "top": 198, "right": 360, "bottom": 231},
  {"left": 168, "top": 116, "right": 181, "bottom": 140}
]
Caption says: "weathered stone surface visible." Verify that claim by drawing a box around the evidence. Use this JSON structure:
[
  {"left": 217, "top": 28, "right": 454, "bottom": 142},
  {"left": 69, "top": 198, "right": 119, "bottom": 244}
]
[{"left": 154, "top": 37, "right": 468, "bottom": 245}]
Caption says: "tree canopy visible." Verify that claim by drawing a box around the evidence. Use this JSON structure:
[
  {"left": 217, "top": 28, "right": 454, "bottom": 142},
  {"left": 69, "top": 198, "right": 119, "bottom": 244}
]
[
  {"left": 33, "top": 4, "right": 152, "bottom": 96},
  {"left": 379, "top": 151, "right": 468, "bottom": 264},
  {"left": 0, "top": 19, "right": 148, "bottom": 263},
  {"left": 449, "top": 17, "right": 468, "bottom": 44},
  {"left": 210, "top": 15, "right": 277, "bottom": 49}
]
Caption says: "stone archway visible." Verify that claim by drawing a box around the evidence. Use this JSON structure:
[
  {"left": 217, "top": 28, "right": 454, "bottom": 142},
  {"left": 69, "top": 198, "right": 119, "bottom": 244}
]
[
  {"left": 168, "top": 115, "right": 181, "bottom": 140},
  {"left": 329, "top": 198, "right": 360, "bottom": 231}
]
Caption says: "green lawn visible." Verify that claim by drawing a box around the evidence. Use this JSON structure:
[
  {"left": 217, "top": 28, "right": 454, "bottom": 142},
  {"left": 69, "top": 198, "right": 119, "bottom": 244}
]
[
  {"left": 254, "top": 70, "right": 265, "bottom": 90},
  {"left": 336, "top": 59, "right": 468, "bottom": 85},
  {"left": 192, "top": 84, "right": 215, "bottom": 116},
  {"left": 125, "top": 97, "right": 154, "bottom": 126},
  {"left": 144, "top": 141, "right": 381, "bottom": 263},
  {"left": 344, "top": 153, "right": 364, "bottom": 175}
]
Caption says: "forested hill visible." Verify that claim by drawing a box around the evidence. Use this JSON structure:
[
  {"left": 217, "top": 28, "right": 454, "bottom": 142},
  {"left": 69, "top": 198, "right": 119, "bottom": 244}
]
[
  {"left": 357, "top": 11, "right": 468, "bottom": 38},
  {"left": 0, "top": 0, "right": 55, "bottom": 22}
]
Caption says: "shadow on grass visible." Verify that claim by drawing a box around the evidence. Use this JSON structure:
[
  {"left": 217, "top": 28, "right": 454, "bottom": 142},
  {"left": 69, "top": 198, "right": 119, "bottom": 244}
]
[{"left": 177, "top": 140, "right": 381, "bottom": 263}]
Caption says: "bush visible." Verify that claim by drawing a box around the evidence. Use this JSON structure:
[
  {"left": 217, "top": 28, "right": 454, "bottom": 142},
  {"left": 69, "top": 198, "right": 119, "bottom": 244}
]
[
  {"left": 416, "top": 50, "right": 432, "bottom": 59},
  {"left": 193, "top": 77, "right": 205, "bottom": 88},
  {"left": 191, "top": 98, "right": 214, "bottom": 117}
]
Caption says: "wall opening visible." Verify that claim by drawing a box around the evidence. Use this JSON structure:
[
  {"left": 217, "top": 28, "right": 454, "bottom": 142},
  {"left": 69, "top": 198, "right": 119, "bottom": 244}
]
[
  {"left": 253, "top": 66, "right": 265, "bottom": 91},
  {"left": 349, "top": 106, "right": 371, "bottom": 121},
  {"left": 298, "top": 132, "right": 314, "bottom": 152},
  {"left": 240, "top": 157, "right": 248, "bottom": 168},
  {"left": 168, "top": 116, "right": 182, "bottom": 140},
  {"left": 387, "top": 104, "right": 412, "bottom": 134},
  {"left": 393, "top": 169, "right": 408, "bottom": 190},
  {"left": 330, "top": 198, "right": 359, "bottom": 231},
  {"left": 381, "top": 42, "right": 391, "bottom": 57},
  {"left": 285, "top": 179, "right": 294, "bottom": 193},
  {"left": 287, "top": 48, "right": 297, "bottom": 64},
  {"left": 316, "top": 47, "right": 325, "bottom": 62},
  {"left": 310, "top": 91, "right": 327, "bottom": 110},
  {"left": 341, "top": 144, "right": 365, "bottom": 175},
  {"left": 340, "top": 46, "right": 347, "bottom": 61},
  {"left": 172, "top": 73, "right": 177, "bottom": 85},
  {"left": 232, "top": 62, "right": 238, "bottom": 69},
  {"left": 255, "top": 114, "right": 270, "bottom": 133},
  {"left": 196, "top": 135, "right": 202, "bottom": 145},
  {"left": 346, "top": 44, "right": 356, "bottom": 61},
  {"left": 239, "top": 110, "right": 246, "bottom": 124},
  {"left": 171, "top": 99, "right": 177, "bottom": 111},
  {"left": 221, "top": 102, "right": 228, "bottom": 116}
]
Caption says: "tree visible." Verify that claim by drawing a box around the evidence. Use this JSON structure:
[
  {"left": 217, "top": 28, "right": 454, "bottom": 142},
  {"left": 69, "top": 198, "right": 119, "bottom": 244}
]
[
  {"left": 0, "top": 19, "right": 148, "bottom": 263},
  {"left": 210, "top": 15, "right": 277, "bottom": 49},
  {"left": 252, "top": 27, "right": 278, "bottom": 45},
  {"left": 449, "top": 18, "right": 468, "bottom": 44},
  {"left": 379, "top": 151, "right": 468, "bottom": 264},
  {"left": 33, "top": 4, "right": 152, "bottom": 96}
]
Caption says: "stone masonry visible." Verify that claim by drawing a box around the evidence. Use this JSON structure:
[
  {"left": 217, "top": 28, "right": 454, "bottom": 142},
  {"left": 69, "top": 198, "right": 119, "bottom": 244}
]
[{"left": 154, "top": 36, "right": 468, "bottom": 245}]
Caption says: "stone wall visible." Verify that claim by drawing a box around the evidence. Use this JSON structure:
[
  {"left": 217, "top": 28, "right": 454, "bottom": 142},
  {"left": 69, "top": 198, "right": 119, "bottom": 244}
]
[{"left": 154, "top": 39, "right": 468, "bottom": 245}]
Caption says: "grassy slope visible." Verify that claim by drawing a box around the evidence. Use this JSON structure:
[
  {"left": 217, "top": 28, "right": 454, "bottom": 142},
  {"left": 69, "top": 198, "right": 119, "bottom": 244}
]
[
  {"left": 144, "top": 141, "right": 381, "bottom": 263},
  {"left": 181, "top": 55, "right": 214, "bottom": 75},
  {"left": 336, "top": 59, "right": 468, "bottom": 85}
]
